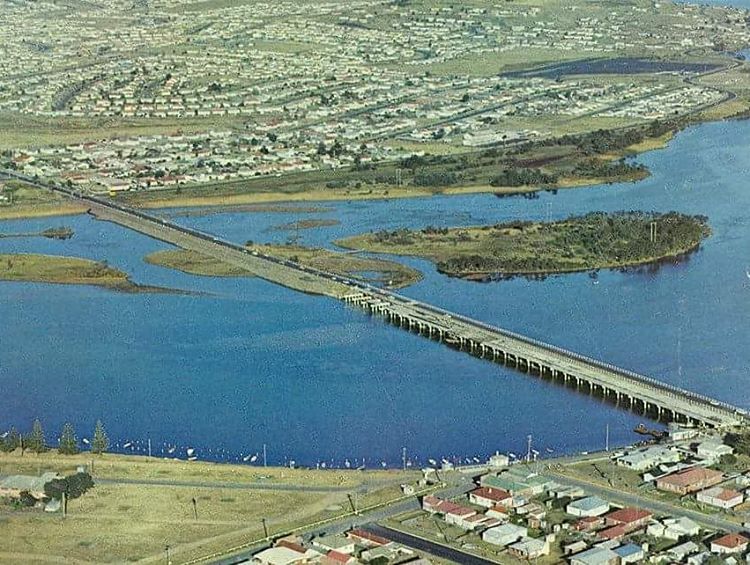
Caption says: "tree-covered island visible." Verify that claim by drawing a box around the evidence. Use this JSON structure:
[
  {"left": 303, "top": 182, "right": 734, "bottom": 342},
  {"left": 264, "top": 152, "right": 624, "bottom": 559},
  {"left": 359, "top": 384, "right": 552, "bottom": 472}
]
[{"left": 336, "top": 211, "right": 710, "bottom": 280}]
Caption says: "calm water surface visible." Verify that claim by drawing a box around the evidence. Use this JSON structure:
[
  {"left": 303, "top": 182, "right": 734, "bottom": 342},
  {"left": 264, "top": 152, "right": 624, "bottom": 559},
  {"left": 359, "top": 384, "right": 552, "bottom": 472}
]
[{"left": 1, "top": 119, "right": 749, "bottom": 466}]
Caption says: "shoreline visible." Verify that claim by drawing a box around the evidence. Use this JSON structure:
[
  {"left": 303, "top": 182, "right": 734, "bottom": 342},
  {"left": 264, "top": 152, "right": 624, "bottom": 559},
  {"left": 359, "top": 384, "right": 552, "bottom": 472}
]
[
  {"left": 445, "top": 241, "right": 705, "bottom": 281},
  {"left": 0, "top": 130, "right": 674, "bottom": 222}
]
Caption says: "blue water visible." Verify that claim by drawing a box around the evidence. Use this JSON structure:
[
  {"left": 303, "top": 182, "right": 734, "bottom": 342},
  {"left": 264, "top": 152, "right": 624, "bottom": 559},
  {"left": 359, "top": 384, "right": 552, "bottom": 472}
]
[{"left": 1, "top": 119, "right": 750, "bottom": 467}]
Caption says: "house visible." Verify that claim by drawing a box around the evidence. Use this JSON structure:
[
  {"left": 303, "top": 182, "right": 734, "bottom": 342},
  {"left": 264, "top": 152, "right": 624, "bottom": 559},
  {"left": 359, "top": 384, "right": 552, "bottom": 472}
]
[
  {"left": 656, "top": 467, "right": 724, "bottom": 495},
  {"left": 469, "top": 487, "right": 512, "bottom": 508},
  {"left": 569, "top": 546, "right": 620, "bottom": 565},
  {"left": 346, "top": 529, "right": 389, "bottom": 548},
  {"left": 486, "top": 504, "right": 510, "bottom": 521},
  {"left": 488, "top": 451, "right": 510, "bottom": 468},
  {"left": 696, "top": 439, "right": 734, "bottom": 462},
  {"left": 252, "top": 543, "right": 321, "bottom": 565},
  {"left": 616, "top": 445, "right": 681, "bottom": 471},
  {"left": 647, "top": 516, "right": 700, "bottom": 540},
  {"left": 0, "top": 472, "right": 61, "bottom": 499},
  {"left": 665, "top": 541, "right": 701, "bottom": 562},
  {"left": 613, "top": 543, "right": 645, "bottom": 564},
  {"left": 572, "top": 515, "right": 604, "bottom": 532},
  {"left": 312, "top": 535, "right": 356, "bottom": 555},
  {"left": 482, "top": 523, "right": 528, "bottom": 547},
  {"left": 604, "top": 507, "right": 652, "bottom": 532},
  {"left": 697, "top": 486, "right": 744, "bottom": 509},
  {"left": 566, "top": 496, "right": 610, "bottom": 517},
  {"left": 710, "top": 533, "right": 749, "bottom": 554},
  {"left": 443, "top": 503, "right": 476, "bottom": 527},
  {"left": 321, "top": 551, "right": 358, "bottom": 565},
  {"left": 597, "top": 524, "right": 627, "bottom": 542},
  {"left": 508, "top": 537, "right": 549, "bottom": 559}
]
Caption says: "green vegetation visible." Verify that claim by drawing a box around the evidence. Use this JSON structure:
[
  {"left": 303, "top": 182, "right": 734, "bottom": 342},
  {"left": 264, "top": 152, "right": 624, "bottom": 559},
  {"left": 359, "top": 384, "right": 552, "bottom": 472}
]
[
  {"left": 725, "top": 430, "right": 750, "bottom": 456},
  {"left": 336, "top": 211, "right": 710, "bottom": 279},
  {"left": 146, "top": 244, "right": 423, "bottom": 288},
  {"left": 44, "top": 472, "right": 94, "bottom": 501},
  {"left": 92, "top": 420, "right": 109, "bottom": 455},
  {"left": 0, "top": 253, "right": 182, "bottom": 293},
  {"left": 58, "top": 422, "right": 80, "bottom": 455},
  {"left": 270, "top": 218, "right": 340, "bottom": 231},
  {"left": 27, "top": 418, "right": 48, "bottom": 454}
]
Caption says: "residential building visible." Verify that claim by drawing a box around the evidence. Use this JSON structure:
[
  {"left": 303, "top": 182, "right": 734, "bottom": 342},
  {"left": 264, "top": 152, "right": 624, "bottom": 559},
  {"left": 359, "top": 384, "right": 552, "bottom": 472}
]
[
  {"left": 508, "top": 537, "right": 549, "bottom": 559},
  {"left": 647, "top": 516, "right": 700, "bottom": 540},
  {"left": 469, "top": 487, "right": 511, "bottom": 508},
  {"left": 604, "top": 507, "right": 652, "bottom": 532},
  {"left": 656, "top": 467, "right": 724, "bottom": 495},
  {"left": 696, "top": 439, "right": 734, "bottom": 462},
  {"left": 482, "top": 523, "right": 527, "bottom": 547},
  {"left": 697, "top": 486, "right": 744, "bottom": 509},
  {"left": 711, "top": 533, "right": 749, "bottom": 554},
  {"left": 616, "top": 445, "right": 681, "bottom": 471},
  {"left": 569, "top": 546, "right": 620, "bottom": 565},
  {"left": 566, "top": 496, "right": 610, "bottom": 517},
  {"left": 614, "top": 543, "right": 645, "bottom": 563}
]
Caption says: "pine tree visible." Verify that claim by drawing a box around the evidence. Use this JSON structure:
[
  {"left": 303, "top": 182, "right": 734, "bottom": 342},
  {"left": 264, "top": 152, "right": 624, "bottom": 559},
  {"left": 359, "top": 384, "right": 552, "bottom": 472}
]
[
  {"left": 0, "top": 427, "right": 20, "bottom": 452},
  {"left": 58, "top": 422, "right": 79, "bottom": 455},
  {"left": 28, "top": 418, "right": 47, "bottom": 453},
  {"left": 92, "top": 420, "right": 109, "bottom": 455}
]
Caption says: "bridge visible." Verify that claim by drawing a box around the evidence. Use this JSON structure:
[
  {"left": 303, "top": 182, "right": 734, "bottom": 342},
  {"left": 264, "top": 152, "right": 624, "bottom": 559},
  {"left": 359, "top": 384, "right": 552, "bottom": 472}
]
[{"left": 5, "top": 171, "right": 749, "bottom": 429}]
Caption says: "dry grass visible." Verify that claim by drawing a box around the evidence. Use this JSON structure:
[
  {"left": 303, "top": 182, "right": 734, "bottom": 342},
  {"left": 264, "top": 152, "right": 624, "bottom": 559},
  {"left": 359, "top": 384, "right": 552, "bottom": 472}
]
[{"left": 0, "top": 451, "right": 422, "bottom": 564}]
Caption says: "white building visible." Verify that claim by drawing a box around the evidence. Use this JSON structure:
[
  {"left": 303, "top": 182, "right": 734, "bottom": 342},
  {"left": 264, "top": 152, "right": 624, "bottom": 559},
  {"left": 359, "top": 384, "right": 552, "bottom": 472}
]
[
  {"left": 482, "top": 523, "right": 527, "bottom": 547},
  {"left": 566, "top": 496, "right": 610, "bottom": 517},
  {"left": 697, "top": 486, "right": 744, "bottom": 510}
]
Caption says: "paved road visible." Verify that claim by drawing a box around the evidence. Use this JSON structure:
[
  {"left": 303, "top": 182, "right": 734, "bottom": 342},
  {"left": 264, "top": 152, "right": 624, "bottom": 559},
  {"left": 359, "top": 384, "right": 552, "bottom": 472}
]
[
  {"left": 547, "top": 471, "right": 749, "bottom": 534},
  {"left": 205, "top": 482, "right": 474, "bottom": 565},
  {"left": 96, "top": 476, "right": 366, "bottom": 493},
  {"left": 362, "top": 524, "right": 497, "bottom": 565}
]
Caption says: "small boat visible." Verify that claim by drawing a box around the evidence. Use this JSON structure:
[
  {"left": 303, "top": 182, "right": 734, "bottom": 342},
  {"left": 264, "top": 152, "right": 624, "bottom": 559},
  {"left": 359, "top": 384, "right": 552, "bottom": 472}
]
[
  {"left": 82, "top": 438, "right": 90, "bottom": 445},
  {"left": 546, "top": 447, "right": 554, "bottom": 453},
  {"left": 188, "top": 456, "right": 197, "bottom": 461},
  {"left": 428, "top": 458, "right": 437, "bottom": 466},
  {"left": 186, "top": 448, "right": 195, "bottom": 456},
  {"left": 123, "top": 442, "right": 132, "bottom": 449},
  {"left": 249, "top": 454, "right": 258, "bottom": 463}
]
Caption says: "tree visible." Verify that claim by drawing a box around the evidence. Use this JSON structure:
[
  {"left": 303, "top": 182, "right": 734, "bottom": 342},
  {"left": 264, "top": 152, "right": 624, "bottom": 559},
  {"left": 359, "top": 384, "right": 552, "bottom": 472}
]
[
  {"left": 92, "top": 420, "right": 109, "bottom": 455},
  {"left": 44, "top": 472, "right": 94, "bottom": 501},
  {"left": 58, "top": 422, "right": 79, "bottom": 455},
  {"left": 27, "top": 419, "right": 47, "bottom": 453},
  {"left": 0, "top": 427, "right": 19, "bottom": 452}
]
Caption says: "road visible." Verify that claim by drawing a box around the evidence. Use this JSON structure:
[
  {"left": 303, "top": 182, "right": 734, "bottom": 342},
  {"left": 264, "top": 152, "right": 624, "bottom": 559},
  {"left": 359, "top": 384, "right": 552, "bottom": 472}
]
[
  {"left": 547, "top": 471, "right": 748, "bottom": 534},
  {"left": 204, "top": 482, "right": 474, "bottom": 565},
  {"left": 361, "top": 524, "right": 497, "bottom": 565}
]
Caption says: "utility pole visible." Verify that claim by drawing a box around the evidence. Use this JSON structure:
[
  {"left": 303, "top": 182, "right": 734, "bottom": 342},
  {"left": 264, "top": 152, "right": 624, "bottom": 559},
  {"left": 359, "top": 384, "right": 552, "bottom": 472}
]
[
  {"left": 526, "top": 434, "right": 533, "bottom": 463},
  {"left": 605, "top": 423, "right": 610, "bottom": 452},
  {"left": 263, "top": 444, "right": 267, "bottom": 467},
  {"left": 62, "top": 492, "right": 67, "bottom": 518},
  {"left": 261, "top": 517, "right": 269, "bottom": 539},
  {"left": 165, "top": 545, "right": 171, "bottom": 565},
  {"left": 192, "top": 497, "right": 198, "bottom": 520},
  {"left": 402, "top": 447, "right": 407, "bottom": 471},
  {"left": 148, "top": 438, "right": 152, "bottom": 458}
]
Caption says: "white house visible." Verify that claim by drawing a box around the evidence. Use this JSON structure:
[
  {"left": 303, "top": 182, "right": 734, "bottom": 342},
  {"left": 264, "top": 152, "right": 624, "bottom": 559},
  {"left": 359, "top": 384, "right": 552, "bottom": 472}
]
[
  {"left": 647, "top": 516, "right": 700, "bottom": 540},
  {"left": 697, "top": 486, "right": 744, "bottom": 510},
  {"left": 566, "top": 496, "right": 610, "bottom": 517},
  {"left": 482, "top": 523, "right": 527, "bottom": 547},
  {"left": 696, "top": 439, "right": 734, "bottom": 462}
]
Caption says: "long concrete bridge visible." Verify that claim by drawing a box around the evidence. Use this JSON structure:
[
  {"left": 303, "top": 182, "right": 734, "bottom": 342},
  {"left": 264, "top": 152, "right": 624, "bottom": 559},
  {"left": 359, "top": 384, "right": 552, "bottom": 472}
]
[{"left": 5, "top": 171, "right": 749, "bottom": 430}]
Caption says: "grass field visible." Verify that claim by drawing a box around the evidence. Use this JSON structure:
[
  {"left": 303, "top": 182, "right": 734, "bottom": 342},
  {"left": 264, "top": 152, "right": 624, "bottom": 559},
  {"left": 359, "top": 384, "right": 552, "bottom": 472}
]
[
  {"left": 0, "top": 451, "right": 422, "bottom": 564},
  {"left": 0, "top": 253, "right": 141, "bottom": 291},
  {"left": 145, "top": 243, "right": 423, "bottom": 288}
]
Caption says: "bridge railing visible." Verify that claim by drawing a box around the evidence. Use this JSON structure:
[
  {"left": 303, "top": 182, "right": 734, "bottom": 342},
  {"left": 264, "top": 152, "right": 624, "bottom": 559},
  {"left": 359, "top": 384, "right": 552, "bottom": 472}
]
[{"left": 17, "top": 170, "right": 746, "bottom": 422}]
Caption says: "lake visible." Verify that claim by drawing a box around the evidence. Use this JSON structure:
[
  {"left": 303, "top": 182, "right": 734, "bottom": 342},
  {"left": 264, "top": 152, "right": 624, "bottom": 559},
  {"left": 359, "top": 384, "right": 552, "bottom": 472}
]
[{"left": 2, "top": 118, "right": 749, "bottom": 467}]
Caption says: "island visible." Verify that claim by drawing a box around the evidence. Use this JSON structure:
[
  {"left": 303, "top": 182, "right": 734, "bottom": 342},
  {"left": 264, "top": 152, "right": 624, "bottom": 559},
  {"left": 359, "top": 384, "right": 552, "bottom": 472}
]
[
  {"left": 145, "top": 243, "right": 422, "bottom": 289},
  {"left": 335, "top": 212, "right": 710, "bottom": 280},
  {"left": 0, "top": 253, "right": 178, "bottom": 293}
]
